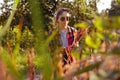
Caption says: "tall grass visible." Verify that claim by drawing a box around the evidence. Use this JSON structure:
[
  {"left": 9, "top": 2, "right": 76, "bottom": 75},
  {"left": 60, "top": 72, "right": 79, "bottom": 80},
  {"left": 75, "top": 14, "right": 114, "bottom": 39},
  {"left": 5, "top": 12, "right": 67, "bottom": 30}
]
[
  {"left": 0, "top": 0, "right": 19, "bottom": 40},
  {"left": 29, "top": 0, "right": 53, "bottom": 80}
]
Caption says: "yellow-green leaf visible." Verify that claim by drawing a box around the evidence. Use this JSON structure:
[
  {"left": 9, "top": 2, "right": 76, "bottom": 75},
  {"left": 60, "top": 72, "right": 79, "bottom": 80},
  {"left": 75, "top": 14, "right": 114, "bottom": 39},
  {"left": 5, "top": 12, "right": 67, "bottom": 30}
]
[
  {"left": 74, "top": 22, "right": 88, "bottom": 28},
  {"left": 96, "top": 32, "right": 105, "bottom": 39},
  {"left": 94, "top": 17, "right": 103, "bottom": 31},
  {"left": 118, "top": 0, "right": 120, "bottom": 5},
  {"left": 85, "top": 35, "right": 100, "bottom": 49}
]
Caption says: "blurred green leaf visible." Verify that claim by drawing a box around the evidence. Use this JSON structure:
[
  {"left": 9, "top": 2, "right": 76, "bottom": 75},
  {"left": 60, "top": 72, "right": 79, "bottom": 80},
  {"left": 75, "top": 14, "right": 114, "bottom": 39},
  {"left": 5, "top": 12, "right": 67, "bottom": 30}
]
[
  {"left": 74, "top": 22, "right": 88, "bottom": 28},
  {"left": 94, "top": 17, "right": 103, "bottom": 31},
  {"left": 29, "top": 0, "right": 53, "bottom": 79},
  {"left": 96, "top": 32, "right": 105, "bottom": 40},
  {"left": 74, "top": 62, "right": 101, "bottom": 76},
  {"left": 0, "top": 0, "right": 19, "bottom": 40},
  {"left": 117, "top": 0, "right": 120, "bottom": 5},
  {"left": 85, "top": 35, "right": 101, "bottom": 49},
  {"left": 0, "top": 48, "right": 24, "bottom": 80},
  {"left": 111, "top": 46, "right": 120, "bottom": 55},
  {"left": 13, "top": 0, "right": 19, "bottom": 8},
  {"left": 45, "top": 28, "right": 58, "bottom": 47}
]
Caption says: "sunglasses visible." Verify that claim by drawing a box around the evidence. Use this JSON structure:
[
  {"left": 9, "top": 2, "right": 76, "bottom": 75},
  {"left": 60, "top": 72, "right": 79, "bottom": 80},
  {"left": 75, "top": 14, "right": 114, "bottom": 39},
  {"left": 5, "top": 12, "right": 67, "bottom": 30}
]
[{"left": 60, "top": 17, "right": 70, "bottom": 21}]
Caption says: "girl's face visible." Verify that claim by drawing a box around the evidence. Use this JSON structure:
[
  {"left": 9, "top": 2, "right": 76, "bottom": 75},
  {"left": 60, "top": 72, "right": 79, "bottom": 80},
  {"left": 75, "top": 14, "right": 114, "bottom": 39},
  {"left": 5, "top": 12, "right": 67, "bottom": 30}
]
[{"left": 57, "top": 11, "right": 70, "bottom": 29}]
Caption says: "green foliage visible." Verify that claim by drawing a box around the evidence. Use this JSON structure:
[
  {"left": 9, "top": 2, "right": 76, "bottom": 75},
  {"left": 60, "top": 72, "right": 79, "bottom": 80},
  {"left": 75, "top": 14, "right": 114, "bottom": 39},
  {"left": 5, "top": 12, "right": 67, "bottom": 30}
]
[
  {"left": 74, "top": 22, "right": 88, "bottom": 28},
  {"left": 111, "top": 46, "right": 120, "bottom": 55},
  {"left": 21, "top": 27, "right": 35, "bottom": 49},
  {"left": 118, "top": 0, "right": 120, "bottom": 4},
  {"left": 108, "top": 0, "right": 120, "bottom": 16},
  {"left": 0, "top": 0, "right": 19, "bottom": 40},
  {"left": 0, "top": 48, "right": 24, "bottom": 80},
  {"left": 0, "top": 0, "right": 120, "bottom": 80},
  {"left": 85, "top": 35, "right": 101, "bottom": 49},
  {"left": 29, "top": 0, "right": 53, "bottom": 79},
  {"left": 74, "top": 62, "right": 101, "bottom": 76},
  {"left": 1, "top": 27, "right": 35, "bottom": 53},
  {"left": 94, "top": 17, "right": 104, "bottom": 31},
  {"left": 0, "top": 0, "right": 97, "bottom": 31},
  {"left": 40, "top": 0, "right": 58, "bottom": 30}
]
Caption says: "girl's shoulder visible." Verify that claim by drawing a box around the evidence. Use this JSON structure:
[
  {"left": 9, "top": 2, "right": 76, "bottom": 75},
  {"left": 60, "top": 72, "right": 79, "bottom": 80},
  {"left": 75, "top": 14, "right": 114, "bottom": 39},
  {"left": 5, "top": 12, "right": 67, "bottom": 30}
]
[{"left": 68, "top": 26, "right": 77, "bottom": 32}]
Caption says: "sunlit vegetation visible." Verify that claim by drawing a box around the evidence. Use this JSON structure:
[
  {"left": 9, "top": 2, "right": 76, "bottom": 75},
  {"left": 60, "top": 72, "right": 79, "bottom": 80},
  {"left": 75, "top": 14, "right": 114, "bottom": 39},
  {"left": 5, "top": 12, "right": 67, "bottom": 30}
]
[{"left": 0, "top": 0, "right": 120, "bottom": 80}]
